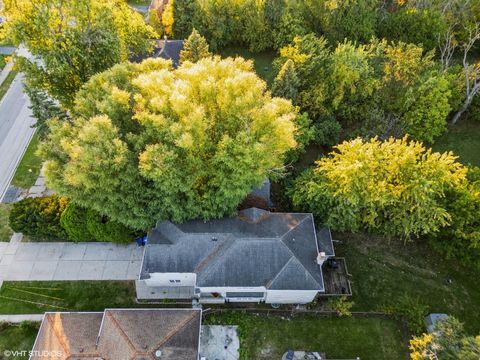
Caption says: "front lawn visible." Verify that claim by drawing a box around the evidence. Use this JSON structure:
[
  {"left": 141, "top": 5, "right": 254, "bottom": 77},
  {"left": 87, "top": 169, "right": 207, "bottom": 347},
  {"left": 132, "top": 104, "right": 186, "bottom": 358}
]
[
  {"left": 433, "top": 119, "right": 480, "bottom": 167},
  {"left": 0, "top": 322, "right": 39, "bottom": 360},
  {"left": 218, "top": 47, "right": 277, "bottom": 86},
  {"left": 336, "top": 233, "right": 480, "bottom": 334},
  {"left": 0, "top": 281, "right": 138, "bottom": 314},
  {"left": 0, "top": 204, "right": 13, "bottom": 242},
  {"left": 11, "top": 133, "right": 43, "bottom": 189},
  {"left": 205, "top": 311, "right": 407, "bottom": 360}
]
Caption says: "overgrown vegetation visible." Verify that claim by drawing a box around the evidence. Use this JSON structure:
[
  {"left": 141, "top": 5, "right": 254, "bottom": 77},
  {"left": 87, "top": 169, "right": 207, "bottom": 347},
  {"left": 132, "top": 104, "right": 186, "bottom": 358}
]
[{"left": 9, "top": 196, "right": 138, "bottom": 243}]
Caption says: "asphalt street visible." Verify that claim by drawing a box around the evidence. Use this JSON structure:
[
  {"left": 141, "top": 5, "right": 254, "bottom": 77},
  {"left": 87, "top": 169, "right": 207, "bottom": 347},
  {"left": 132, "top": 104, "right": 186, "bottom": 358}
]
[{"left": 0, "top": 73, "right": 36, "bottom": 200}]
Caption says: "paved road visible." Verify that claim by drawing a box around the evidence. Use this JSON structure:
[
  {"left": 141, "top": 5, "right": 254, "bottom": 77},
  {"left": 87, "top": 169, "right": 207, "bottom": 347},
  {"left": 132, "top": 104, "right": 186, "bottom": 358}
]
[
  {"left": 0, "top": 234, "right": 143, "bottom": 281},
  {"left": 0, "top": 73, "right": 36, "bottom": 200}
]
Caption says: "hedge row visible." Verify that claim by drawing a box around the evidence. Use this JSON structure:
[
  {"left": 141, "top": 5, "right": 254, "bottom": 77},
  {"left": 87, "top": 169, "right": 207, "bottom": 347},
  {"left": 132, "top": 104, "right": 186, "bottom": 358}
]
[{"left": 9, "top": 196, "right": 139, "bottom": 244}]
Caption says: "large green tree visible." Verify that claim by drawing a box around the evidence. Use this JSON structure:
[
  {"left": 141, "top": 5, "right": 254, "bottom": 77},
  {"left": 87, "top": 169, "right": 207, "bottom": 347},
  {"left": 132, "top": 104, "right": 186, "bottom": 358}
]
[
  {"left": 40, "top": 57, "right": 299, "bottom": 229},
  {"left": 290, "top": 137, "right": 469, "bottom": 241},
  {"left": 276, "top": 35, "right": 452, "bottom": 142},
  {"left": 1, "top": 0, "right": 157, "bottom": 108}
]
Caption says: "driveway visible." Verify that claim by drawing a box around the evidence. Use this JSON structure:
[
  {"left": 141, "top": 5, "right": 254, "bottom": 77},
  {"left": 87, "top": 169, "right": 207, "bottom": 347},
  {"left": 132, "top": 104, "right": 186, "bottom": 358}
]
[
  {"left": 0, "top": 73, "right": 36, "bottom": 201},
  {"left": 0, "top": 234, "right": 143, "bottom": 281}
]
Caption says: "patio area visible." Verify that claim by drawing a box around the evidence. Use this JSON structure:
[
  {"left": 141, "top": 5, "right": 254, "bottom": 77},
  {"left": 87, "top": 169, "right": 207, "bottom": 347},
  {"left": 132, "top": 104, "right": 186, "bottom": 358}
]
[{"left": 322, "top": 257, "right": 352, "bottom": 296}]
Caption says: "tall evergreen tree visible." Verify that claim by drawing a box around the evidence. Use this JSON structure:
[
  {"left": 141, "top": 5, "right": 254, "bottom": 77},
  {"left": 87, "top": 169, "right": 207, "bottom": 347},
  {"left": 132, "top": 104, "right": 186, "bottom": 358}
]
[
  {"left": 23, "top": 83, "right": 69, "bottom": 139},
  {"left": 180, "top": 28, "right": 211, "bottom": 64},
  {"left": 272, "top": 59, "right": 300, "bottom": 103}
]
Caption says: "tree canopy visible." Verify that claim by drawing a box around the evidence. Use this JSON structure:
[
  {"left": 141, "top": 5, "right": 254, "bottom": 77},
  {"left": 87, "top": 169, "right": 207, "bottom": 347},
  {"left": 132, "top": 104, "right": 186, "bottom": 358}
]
[
  {"left": 290, "top": 137, "right": 469, "bottom": 240},
  {"left": 1, "top": 0, "right": 157, "bottom": 107},
  {"left": 276, "top": 35, "right": 453, "bottom": 143},
  {"left": 40, "top": 57, "right": 298, "bottom": 229}
]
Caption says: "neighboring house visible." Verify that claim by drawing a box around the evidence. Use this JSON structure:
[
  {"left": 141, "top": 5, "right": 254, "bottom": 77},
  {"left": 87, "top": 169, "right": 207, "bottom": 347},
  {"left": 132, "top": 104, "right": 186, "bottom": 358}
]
[
  {"left": 136, "top": 207, "right": 336, "bottom": 304},
  {"left": 30, "top": 308, "right": 202, "bottom": 360},
  {"left": 154, "top": 37, "right": 184, "bottom": 67}
]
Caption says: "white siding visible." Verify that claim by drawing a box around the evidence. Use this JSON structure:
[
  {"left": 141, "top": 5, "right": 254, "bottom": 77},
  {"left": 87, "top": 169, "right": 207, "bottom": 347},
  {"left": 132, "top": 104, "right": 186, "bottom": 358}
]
[
  {"left": 144, "top": 272, "right": 196, "bottom": 287},
  {"left": 198, "top": 286, "right": 266, "bottom": 302},
  {"left": 265, "top": 290, "right": 318, "bottom": 304}
]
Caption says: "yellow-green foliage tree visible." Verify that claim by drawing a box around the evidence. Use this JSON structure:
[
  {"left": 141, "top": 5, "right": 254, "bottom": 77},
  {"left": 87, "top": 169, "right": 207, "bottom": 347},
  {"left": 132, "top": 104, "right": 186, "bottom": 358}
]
[
  {"left": 291, "top": 137, "right": 469, "bottom": 241},
  {"left": 1, "top": 0, "right": 157, "bottom": 107},
  {"left": 40, "top": 57, "right": 298, "bottom": 229},
  {"left": 179, "top": 28, "right": 211, "bottom": 64}
]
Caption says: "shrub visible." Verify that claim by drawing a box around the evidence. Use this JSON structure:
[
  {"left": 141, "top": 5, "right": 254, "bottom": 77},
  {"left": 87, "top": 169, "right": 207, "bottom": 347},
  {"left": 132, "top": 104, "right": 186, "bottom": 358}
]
[
  {"left": 9, "top": 195, "right": 68, "bottom": 240},
  {"left": 60, "top": 203, "right": 92, "bottom": 242},
  {"left": 86, "top": 209, "right": 136, "bottom": 244},
  {"left": 327, "top": 296, "right": 354, "bottom": 316},
  {"left": 383, "top": 295, "right": 429, "bottom": 334}
]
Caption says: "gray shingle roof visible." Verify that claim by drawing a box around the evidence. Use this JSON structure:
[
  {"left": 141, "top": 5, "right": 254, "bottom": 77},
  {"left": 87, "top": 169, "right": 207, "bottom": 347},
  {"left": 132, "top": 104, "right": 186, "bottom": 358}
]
[
  {"left": 30, "top": 309, "right": 201, "bottom": 360},
  {"left": 155, "top": 39, "right": 184, "bottom": 67},
  {"left": 141, "top": 209, "right": 334, "bottom": 291}
]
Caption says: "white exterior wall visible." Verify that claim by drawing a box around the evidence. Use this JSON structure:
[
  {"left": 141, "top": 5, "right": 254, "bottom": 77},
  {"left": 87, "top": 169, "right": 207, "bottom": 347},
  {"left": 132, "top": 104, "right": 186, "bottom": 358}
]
[
  {"left": 199, "top": 286, "right": 266, "bottom": 302},
  {"left": 265, "top": 290, "right": 318, "bottom": 304},
  {"left": 144, "top": 272, "right": 196, "bottom": 287}
]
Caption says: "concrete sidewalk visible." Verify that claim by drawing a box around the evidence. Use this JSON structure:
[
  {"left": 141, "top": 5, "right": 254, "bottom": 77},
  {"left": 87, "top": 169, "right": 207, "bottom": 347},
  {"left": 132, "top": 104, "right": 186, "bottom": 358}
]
[
  {"left": 0, "top": 234, "right": 143, "bottom": 281},
  {"left": 0, "top": 314, "right": 43, "bottom": 323}
]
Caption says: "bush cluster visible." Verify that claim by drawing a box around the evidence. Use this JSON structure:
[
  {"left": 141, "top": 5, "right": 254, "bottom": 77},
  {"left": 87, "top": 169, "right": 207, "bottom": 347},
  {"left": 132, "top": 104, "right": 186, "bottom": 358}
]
[{"left": 9, "top": 196, "right": 138, "bottom": 244}]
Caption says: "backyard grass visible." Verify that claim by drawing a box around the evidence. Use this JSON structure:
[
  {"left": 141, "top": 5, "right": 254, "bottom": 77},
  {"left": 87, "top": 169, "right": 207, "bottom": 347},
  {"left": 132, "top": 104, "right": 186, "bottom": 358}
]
[
  {"left": 0, "top": 70, "right": 17, "bottom": 102},
  {"left": 336, "top": 233, "right": 480, "bottom": 334},
  {"left": 0, "top": 204, "right": 13, "bottom": 242},
  {"left": 0, "top": 281, "right": 139, "bottom": 314},
  {"left": 205, "top": 311, "right": 407, "bottom": 360},
  {"left": 0, "top": 322, "right": 39, "bottom": 360},
  {"left": 433, "top": 119, "right": 480, "bottom": 167},
  {"left": 11, "top": 133, "right": 42, "bottom": 189},
  {"left": 218, "top": 47, "right": 278, "bottom": 86}
]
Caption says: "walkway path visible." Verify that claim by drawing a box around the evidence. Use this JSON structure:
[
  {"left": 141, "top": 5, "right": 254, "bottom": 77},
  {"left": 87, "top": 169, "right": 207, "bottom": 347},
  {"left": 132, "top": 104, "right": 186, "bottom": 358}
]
[
  {"left": 0, "top": 234, "right": 143, "bottom": 281},
  {"left": 0, "top": 314, "right": 43, "bottom": 323},
  {"left": 0, "top": 73, "right": 36, "bottom": 201}
]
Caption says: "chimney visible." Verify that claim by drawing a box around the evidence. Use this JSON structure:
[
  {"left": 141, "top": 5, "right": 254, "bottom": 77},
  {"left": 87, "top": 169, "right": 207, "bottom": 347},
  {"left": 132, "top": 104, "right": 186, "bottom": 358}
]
[{"left": 316, "top": 251, "right": 326, "bottom": 265}]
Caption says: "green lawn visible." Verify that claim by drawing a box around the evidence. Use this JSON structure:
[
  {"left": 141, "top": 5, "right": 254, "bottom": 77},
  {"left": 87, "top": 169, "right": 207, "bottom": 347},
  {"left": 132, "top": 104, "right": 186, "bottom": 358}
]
[
  {"left": 0, "top": 70, "right": 17, "bottom": 102},
  {"left": 0, "top": 56, "right": 7, "bottom": 70},
  {"left": 0, "top": 281, "right": 139, "bottom": 314},
  {"left": 0, "top": 322, "right": 39, "bottom": 360},
  {"left": 11, "top": 133, "right": 43, "bottom": 189},
  {"left": 0, "top": 204, "right": 13, "bottom": 242},
  {"left": 205, "top": 311, "right": 407, "bottom": 360},
  {"left": 433, "top": 119, "right": 480, "bottom": 167},
  {"left": 218, "top": 47, "right": 278, "bottom": 86},
  {"left": 336, "top": 233, "right": 480, "bottom": 334}
]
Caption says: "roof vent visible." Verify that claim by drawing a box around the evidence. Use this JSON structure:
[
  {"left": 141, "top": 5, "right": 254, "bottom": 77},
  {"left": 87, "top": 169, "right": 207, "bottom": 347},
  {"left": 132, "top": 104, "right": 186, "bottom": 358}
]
[{"left": 155, "top": 350, "right": 162, "bottom": 358}]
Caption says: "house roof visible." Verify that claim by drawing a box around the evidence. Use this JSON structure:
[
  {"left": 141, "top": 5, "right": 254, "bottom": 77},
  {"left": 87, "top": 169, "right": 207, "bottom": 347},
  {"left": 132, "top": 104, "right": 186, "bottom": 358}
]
[
  {"left": 154, "top": 39, "right": 184, "bottom": 68},
  {"left": 30, "top": 309, "right": 202, "bottom": 360},
  {"left": 141, "top": 208, "right": 334, "bottom": 291}
]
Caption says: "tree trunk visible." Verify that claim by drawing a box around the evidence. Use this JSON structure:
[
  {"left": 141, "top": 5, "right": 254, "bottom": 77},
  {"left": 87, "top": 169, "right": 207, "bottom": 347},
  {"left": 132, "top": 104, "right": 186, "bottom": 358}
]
[{"left": 451, "top": 82, "right": 480, "bottom": 125}]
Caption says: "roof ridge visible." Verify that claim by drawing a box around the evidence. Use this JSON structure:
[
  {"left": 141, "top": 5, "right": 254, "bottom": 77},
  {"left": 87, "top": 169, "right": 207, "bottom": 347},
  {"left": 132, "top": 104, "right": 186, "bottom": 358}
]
[
  {"left": 279, "top": 216, "right": 323, "bottom": 287},
  {"left": 103, "top": 311, "right": 137, "bottom": 355},
  {"left": 265, "top": 256, "right": 295, "bottom": 289},
  {"left": 46, "top": 314, "right": 71, "bottom": 358},
  {"left": 152, "top": 311, "right": 199, "bottom": 351},
  {"left": 194, "top": 236, "right": 235, "bottom": 273}
]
